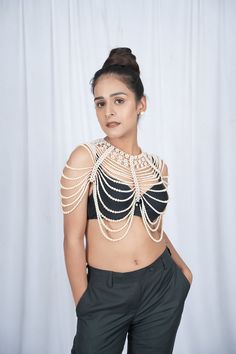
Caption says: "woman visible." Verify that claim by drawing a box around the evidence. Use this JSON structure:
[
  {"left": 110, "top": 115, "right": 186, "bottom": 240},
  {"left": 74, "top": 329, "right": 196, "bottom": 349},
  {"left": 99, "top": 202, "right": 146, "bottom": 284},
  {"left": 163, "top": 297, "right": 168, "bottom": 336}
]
[{"left": 60, "top": 47, "right": 193, "bottom": 354}]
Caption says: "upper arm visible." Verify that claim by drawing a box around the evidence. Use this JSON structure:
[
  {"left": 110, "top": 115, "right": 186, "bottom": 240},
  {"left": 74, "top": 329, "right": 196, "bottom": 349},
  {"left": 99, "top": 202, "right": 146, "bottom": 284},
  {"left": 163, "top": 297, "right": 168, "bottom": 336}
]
[
  {"left": 158, "top": 158, "right": 169, "bottom": 233},
  {"left": 162, "top": 160, "right": 168, "bottom": 185},
  {"left": 158, "top": 156, "right": 168, "bottom": 186},
  {"left": 60, "top": 144, "right": 94, "bottom": 240}
]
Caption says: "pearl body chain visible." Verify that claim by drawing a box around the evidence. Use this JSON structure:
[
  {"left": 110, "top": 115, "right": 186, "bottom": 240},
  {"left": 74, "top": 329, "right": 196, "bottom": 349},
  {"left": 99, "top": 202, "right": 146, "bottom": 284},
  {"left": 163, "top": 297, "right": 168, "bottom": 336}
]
[{"left": 60, "top": 137, "right": 169, "bottom": 242}]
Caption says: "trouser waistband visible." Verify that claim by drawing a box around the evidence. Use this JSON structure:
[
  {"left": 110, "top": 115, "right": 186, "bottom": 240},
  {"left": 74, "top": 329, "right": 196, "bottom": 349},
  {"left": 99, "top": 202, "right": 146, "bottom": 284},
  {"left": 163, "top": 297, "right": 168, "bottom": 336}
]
[{"left": 86, "top": 246, "right": 172, "bottom": 287}]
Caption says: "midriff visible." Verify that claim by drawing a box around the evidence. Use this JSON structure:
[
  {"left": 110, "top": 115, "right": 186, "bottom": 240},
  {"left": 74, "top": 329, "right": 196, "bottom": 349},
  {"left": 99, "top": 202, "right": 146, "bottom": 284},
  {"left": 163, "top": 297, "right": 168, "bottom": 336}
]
[{"left": 85, "top": 215, "right": 167, "bottom": 272}]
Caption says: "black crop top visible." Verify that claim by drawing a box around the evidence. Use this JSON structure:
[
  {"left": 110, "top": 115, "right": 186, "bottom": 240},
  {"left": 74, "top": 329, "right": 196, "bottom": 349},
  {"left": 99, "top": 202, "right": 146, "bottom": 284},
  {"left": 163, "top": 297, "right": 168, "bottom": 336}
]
[{"left": 87, "top": 172, "right": 168, "bottom": 222}]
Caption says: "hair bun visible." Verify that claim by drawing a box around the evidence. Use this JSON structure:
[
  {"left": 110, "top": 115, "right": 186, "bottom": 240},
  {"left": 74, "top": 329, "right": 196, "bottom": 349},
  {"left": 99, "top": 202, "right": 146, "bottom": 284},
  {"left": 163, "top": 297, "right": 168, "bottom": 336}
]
[{"left": 102, "top": 47, "right": 140, "bottom": 75}]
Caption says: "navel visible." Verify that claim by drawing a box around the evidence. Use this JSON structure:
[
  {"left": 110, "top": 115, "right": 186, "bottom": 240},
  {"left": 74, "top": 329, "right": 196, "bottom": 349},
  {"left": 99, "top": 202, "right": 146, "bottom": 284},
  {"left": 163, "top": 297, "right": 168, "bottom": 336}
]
[{"left": 133, "top": 259, "right": 139, "bottom": 266}]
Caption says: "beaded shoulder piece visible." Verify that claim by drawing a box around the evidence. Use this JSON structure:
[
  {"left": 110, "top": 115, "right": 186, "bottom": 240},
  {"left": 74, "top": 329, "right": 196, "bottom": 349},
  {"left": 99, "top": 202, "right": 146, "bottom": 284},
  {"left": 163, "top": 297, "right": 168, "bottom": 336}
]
[{"left": 60, "top": 137, "right": 169, "bottom": 243}]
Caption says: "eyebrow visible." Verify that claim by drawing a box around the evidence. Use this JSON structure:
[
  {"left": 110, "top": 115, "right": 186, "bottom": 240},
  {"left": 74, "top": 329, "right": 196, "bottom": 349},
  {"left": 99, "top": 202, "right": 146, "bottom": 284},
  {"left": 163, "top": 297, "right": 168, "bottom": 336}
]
[{"left": 94, "top": 92, "right": 128, "bottom": 102}]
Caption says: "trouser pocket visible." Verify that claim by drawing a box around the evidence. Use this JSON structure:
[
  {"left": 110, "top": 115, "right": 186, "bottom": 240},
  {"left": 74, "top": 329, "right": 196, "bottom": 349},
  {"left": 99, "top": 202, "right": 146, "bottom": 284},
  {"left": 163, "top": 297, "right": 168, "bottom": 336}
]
[
  {"left": 175, "top": 264, "right": 191, "bottom": 297},
  {"left": 76, "top": 281, "right": 91, "bottom": 315},
  {"left": 177, "top": 265, "right": 191, "bottom": 288},
  {"left": 180, "top": 268, "right": 191, "bottom": 288}
]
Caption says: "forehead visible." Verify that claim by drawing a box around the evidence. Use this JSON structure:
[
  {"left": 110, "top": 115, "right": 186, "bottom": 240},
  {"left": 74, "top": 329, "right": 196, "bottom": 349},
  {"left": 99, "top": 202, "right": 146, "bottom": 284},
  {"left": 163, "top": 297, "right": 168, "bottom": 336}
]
[{"left": 94, "top": 74, "right": 132, "bottom": 97}]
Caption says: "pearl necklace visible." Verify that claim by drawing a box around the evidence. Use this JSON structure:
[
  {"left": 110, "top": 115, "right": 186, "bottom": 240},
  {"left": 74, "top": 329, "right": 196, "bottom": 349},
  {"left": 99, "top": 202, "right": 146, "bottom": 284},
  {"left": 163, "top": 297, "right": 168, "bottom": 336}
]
[{"left": 60, "top": 137, "right": 169, "bottom": 242}]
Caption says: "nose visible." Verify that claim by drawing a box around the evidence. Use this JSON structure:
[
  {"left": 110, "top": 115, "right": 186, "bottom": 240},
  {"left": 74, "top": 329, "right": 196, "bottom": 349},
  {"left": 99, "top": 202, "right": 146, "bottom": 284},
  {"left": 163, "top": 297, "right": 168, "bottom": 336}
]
[
  {"left": 105, "top": 112, "right": 114, "bottom": 118},
  {"left": 104, "top": 101, "right": 115, "bottom": 118}
]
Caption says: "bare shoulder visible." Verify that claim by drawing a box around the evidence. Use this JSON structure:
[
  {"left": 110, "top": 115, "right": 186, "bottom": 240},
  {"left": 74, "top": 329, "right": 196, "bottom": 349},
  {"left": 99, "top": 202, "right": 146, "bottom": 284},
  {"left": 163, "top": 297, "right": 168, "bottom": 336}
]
[{"left": 66, "top": 143, "right": 95, "bottom": 168}]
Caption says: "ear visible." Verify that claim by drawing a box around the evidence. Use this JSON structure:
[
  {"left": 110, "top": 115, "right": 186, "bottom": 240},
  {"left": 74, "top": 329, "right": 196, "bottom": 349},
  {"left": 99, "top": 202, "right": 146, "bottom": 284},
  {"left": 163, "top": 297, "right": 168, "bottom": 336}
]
[{"left": 137, "top": 95, "right": 147, "bottom": 113}]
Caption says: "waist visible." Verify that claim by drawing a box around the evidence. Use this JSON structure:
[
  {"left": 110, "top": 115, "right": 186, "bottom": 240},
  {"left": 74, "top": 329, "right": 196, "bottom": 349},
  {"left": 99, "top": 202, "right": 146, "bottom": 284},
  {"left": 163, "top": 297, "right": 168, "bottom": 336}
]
[
  {"left": 86, "top": 237, "right": 167, "bottom": 272},
  {"left": 86, "top": 247, "right": 172, "bottom": 285}
]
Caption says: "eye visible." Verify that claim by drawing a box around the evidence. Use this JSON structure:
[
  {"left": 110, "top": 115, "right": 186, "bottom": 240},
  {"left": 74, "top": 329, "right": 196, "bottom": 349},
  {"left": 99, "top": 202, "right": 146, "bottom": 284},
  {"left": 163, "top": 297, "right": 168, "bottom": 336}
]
[
  {"left": 95, "top": 101, "right": 105, "bottom": 108},
  {"left": 115, "top": 98, "right": 124, "bottom": 104}
]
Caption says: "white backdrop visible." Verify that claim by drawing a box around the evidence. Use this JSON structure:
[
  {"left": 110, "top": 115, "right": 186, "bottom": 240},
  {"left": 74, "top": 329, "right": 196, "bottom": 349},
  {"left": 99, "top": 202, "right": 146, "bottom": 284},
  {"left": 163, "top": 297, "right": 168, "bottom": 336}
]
[{"left": 0, "top": 1, "right": 235, "bottom": 353}]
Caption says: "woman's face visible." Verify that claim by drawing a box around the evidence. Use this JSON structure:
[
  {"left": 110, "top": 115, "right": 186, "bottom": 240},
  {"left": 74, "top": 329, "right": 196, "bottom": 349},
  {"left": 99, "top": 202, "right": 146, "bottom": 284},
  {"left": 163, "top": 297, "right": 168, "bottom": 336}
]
[{"left": 93, "top": 74, "right": 145, "bottom": 138}]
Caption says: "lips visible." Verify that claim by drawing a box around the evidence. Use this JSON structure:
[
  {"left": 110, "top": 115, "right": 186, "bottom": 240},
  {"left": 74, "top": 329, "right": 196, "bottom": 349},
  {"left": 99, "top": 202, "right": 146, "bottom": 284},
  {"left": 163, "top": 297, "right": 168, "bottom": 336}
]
[{"left": 106, "top": 122, "right": 120, "bottom": 128}]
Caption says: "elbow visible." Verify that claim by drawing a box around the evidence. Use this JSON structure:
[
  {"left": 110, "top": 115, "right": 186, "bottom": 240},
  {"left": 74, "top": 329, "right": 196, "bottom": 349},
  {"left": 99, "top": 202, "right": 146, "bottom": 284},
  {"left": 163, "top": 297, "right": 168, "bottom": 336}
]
[{"left": 63, "top": 233, "right": 85, "bottom": 247}]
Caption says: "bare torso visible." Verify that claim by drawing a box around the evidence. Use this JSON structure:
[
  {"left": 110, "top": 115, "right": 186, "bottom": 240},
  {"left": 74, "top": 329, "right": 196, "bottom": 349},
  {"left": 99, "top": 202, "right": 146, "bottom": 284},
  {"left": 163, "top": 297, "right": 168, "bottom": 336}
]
[{"left": 85, "top": 183, "right": 167, "bottom": 272}]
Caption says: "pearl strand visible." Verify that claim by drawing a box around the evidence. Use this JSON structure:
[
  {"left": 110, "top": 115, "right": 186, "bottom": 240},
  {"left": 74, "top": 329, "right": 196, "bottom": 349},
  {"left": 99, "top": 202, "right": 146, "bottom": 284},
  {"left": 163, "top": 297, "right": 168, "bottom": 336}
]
[
  {"left": 89, "top": 145, "right": 114, "bottom": 182},
  {"left": 61, "top": 180, "right": 90, "bottom": 214},
  {"left": 96, "top": 176, "right": 134, "bottom": 215},
  {"left": 141, "top": 207, "right": 164, "bottom": 243},
  {"left": 93, "top": 178, "right": 136, "bottom": 241},
  {"left": 129, "top": 155, "right": 141, "bottom": 202},
  {"left": 98, "top": 174, "right": 135, "bottom": 203},
  {"left": 99, "top": 170, "right": 135, "bottom": 196}
]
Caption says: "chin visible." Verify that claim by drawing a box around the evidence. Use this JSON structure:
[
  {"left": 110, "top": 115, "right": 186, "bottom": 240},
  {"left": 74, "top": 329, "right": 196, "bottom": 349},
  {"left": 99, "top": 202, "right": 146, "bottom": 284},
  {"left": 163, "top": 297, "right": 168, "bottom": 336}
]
[{"left": 103, "top": 129, "right": 123, "bottom": 138}]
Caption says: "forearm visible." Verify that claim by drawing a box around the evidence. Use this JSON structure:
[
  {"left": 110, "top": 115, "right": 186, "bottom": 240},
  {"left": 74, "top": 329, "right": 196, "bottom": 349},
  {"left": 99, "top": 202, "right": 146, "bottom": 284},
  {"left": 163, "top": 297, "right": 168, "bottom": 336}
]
[
  {"left": 63, "top": 237, "right": 88, "bottom": 305},
  {"left": 163, "top": 231, "right": 193, "bottom": 284}
]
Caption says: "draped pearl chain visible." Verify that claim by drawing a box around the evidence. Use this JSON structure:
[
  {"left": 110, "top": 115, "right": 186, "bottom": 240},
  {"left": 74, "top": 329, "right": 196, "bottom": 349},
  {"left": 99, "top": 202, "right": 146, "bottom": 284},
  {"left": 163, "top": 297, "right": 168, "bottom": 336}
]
[{"left": 60, "top": 137, "right": 169, "bottom": 242}]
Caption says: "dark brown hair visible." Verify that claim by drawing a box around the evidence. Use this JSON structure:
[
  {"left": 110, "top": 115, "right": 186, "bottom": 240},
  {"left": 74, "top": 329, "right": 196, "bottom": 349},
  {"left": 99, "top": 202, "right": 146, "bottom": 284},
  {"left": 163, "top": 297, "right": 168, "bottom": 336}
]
[{"left": 90, "top": 47, "right": 145, "bottom": 103}]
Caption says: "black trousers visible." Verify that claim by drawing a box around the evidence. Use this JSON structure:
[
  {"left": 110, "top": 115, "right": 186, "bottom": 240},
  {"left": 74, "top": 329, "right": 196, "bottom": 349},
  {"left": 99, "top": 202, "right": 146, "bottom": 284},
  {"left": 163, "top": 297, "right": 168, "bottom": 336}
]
[{"left": 71, "top": 247, "right": 191, "bottom": 354}]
